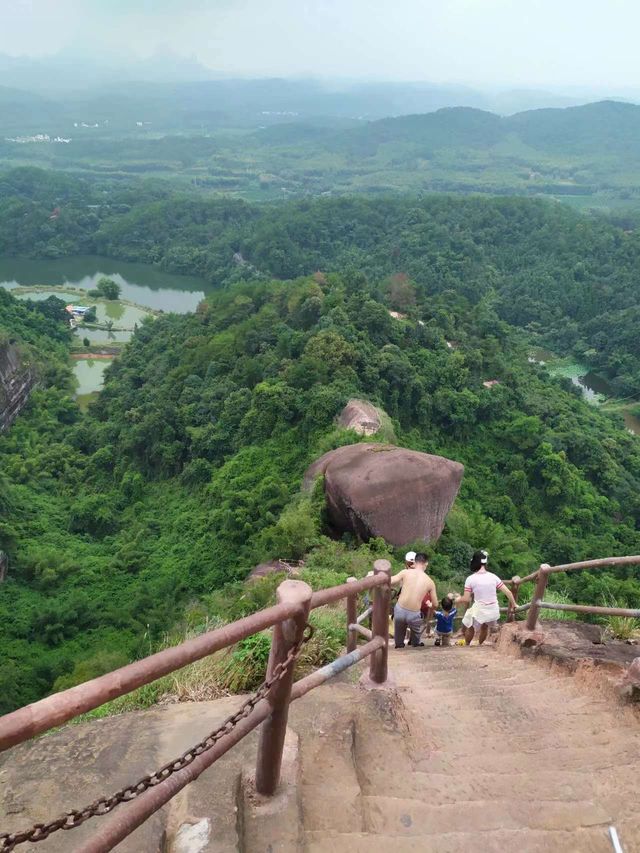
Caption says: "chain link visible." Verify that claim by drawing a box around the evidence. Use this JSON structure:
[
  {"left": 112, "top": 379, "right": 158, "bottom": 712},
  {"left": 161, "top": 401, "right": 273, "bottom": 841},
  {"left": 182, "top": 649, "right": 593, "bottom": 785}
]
[{"left": 0, "top": 623, "right": 313, "bottom": 851}]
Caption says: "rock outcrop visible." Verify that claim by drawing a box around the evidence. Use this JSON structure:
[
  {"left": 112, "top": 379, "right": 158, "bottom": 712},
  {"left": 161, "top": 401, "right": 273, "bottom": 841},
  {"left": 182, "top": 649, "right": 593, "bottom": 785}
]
[
  {"left": 304, "top": 443, "right": 463, "bottom": 546},
  {"left": 247, "top": 559, "right": 302, "bottom": 582},
  {"left": 337, "top": 399, "right": 383, "bottom": 437},
  {"left": 0, "top": 343, "right": 35, "bottom": 433}
]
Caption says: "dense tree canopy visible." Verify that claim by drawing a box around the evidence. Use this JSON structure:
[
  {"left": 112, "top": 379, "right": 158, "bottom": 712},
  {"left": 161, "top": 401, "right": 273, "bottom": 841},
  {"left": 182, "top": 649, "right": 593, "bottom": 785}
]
[
  {"left": 3, "top": 167, "right": 640, "bottom": 390},
  {"left": 2, "top": 258, "right": 640, "bottom": 712}
]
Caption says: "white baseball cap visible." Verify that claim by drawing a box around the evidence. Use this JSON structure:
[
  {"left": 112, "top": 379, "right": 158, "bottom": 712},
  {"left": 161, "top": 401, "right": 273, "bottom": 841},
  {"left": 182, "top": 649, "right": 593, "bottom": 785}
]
[{"left": 405, "top": 551, "right": 416, "bottom": 563}]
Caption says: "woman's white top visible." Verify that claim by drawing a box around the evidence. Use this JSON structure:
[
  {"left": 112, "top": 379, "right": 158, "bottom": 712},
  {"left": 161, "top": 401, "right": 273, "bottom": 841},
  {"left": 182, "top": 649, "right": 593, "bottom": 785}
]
[{"left": 464, "top": 568, "right": 504, "bottom": 605}]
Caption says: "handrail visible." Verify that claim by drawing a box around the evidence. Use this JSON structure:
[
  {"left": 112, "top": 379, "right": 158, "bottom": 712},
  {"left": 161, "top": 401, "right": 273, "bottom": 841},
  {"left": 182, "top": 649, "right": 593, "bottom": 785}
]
[
  {"left": 0, "top": 560, "right": 392, "bottom": 853},
  {"left": 0, "top": 598, "right": 305, "bottom": 752},
  {"left": 513, "top": 554, "right": 640, "bottom": 587},
  {"left": 0, "top": 569, "right": 391, "bottom": 754},
  {"left": 77, "top": 638, "right": 387, "bottom": 853},
  {"left": 507, "top": 555, "right": 640, "bottom": 630},
  {"left": 538, "top": 602, "right": 640, "bottom": 618},
  {"left": 310, "top": 572, "right": 387, "bottom": 608},
  {"left": 544, "top": 555, "right": 640, "bottom": 574},
  {"left": 356, "top": 605, "right": 373, "bottom": 624}
]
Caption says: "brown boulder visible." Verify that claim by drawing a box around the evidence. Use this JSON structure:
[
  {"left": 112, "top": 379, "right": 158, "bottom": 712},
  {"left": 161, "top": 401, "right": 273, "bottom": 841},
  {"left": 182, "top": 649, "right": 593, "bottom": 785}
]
[
  {"left": 247, "top": 559, "right": 302, "bottom": 583},
  {"left": 303, "top": 443, "right": 463, "bottom": 546},
  {"left": 337, "top": 399, "right": 383, "bottom": 436}
]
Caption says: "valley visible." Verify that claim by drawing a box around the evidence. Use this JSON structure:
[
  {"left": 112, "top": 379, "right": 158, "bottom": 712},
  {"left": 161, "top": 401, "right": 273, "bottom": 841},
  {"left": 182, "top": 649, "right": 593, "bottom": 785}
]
[
  {"left": 2, "top": 115, "right": 640, "bottom": 721},
  {"left": 3, "top": 88, "right": 640, "bottom": 210}
]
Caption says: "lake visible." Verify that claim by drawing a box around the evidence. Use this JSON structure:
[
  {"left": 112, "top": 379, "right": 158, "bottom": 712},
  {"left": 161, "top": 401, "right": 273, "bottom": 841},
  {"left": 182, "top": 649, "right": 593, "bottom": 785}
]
[{"left": 0, "top": 256, "right": 211, "bottom": 313}]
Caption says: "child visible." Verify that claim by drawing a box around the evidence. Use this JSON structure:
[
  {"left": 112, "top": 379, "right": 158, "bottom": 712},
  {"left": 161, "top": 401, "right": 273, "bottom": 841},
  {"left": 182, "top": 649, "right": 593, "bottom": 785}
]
[{"left": 434, "top": 596, "right": 457, "bottom": 646}]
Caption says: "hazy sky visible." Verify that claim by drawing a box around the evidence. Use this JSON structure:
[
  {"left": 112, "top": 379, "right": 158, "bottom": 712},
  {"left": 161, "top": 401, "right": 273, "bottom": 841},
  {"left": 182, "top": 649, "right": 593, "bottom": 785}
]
[{"left": 3, "top": 0, "right": 640, "bottom": 89}]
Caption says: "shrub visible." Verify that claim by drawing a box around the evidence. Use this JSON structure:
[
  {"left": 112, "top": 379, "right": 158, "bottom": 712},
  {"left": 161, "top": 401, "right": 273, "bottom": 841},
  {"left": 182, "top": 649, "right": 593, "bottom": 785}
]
[{"left": 601, "top": 595, "right": 640, "bottom": 640}]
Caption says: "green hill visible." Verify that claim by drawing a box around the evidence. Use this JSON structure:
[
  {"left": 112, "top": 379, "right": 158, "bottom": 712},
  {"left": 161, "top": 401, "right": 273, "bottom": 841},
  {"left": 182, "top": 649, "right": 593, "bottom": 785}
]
[
  {"left": 3, "top": 97, "right": 640, "bottom": 204},
  {"left": 2, "top": 253, "right": 640, "bottom": 712},
  {"left": 325, "top": 100, "right": 640, "bottom": 158}
]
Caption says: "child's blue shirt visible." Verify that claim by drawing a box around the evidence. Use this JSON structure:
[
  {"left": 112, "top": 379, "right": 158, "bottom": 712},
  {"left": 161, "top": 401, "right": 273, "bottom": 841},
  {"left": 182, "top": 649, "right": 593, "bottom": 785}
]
[{"left": 435, "top": 608, "right": 457, "bottom": 633}]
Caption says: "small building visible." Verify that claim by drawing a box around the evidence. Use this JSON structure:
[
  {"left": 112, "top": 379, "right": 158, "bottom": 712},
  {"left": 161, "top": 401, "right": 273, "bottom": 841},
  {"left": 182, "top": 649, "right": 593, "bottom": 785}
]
[
  {"left": 65, "top": 305, "right": 91, "bottom": 318},
  {"left": 482, "top": 379, "right": 501, "bottom": 389}
]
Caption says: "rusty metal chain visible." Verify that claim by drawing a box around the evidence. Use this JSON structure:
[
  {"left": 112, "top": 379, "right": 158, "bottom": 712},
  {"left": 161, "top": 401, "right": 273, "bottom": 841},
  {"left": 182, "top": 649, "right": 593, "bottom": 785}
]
[{"left": 0, "top": 623, "right": 313, "bottom": 851}]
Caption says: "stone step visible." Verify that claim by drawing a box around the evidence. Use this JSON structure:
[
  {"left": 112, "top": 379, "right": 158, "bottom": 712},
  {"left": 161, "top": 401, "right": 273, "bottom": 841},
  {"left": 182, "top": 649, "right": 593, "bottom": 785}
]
[
  {"left": 405, "top": 691, "right": 618, "bottom": 733},
  {"left": 298, "top": 705, "right": 363, "bottom": 834},
  {"left": 305, "top": 827, "right": 613, "bottom": 853},
  {"left": 412, "top": 746, "right": 633, "bottom": 775},
  {"left": 360, "top": 769, "right": 597, "bottom": 804},
  {"left": 406, "top": 724, "right": 640, "bottom": 752},
  {"left": 361, "top": 795, "right": 612, "bottom": 836}
]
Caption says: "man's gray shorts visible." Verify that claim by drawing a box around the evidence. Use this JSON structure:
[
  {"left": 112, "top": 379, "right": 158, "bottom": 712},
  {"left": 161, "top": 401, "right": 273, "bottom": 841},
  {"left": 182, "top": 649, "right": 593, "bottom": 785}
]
[{"left": 394, "top": 604, "right": 423, "bottom": 647}]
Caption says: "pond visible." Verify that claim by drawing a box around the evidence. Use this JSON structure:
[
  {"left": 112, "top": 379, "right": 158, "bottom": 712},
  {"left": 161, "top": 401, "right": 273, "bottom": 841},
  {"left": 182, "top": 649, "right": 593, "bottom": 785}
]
[
  {"left": 570, "top": 371, "right": 614, "bottom": 405},
  {"left": 73, "top": 358, "right": 111, "bottom": 408},
  {"left": 0, "top": 256, "right": 213, "bottom": 406},
  {"left": 0, "top": 255, "right": 211, "bottom": 313}
]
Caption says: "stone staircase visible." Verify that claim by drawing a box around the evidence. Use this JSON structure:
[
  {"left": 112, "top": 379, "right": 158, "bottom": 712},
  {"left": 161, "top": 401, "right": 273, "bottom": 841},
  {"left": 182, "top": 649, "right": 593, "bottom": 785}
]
[
  {"left": 302, "top": 645, "right": 640, "bottom": 852},
  {"left": 1, "top": 644, "right": 639, "bottom": 852}
]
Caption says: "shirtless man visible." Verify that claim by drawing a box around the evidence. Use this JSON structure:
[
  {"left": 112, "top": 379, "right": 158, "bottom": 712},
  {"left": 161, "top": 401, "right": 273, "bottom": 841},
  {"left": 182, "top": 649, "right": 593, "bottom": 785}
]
[{"left": 390, "top": 553, "right": 437, "bottom": 649}]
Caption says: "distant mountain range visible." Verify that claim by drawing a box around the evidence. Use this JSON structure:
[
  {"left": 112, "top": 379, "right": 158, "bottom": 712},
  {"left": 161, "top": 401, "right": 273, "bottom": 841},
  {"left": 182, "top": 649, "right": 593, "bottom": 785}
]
[
  {"left": 0, "top": 51, "right": 637, "bottom": 129},
  {"left": 2, "top": 68, "right": 640, "bottom": 206},
  {"left": 0, "top": 51, "right": 219, "bottom": 92},
  {"left": 326, "top": 100, "right": 640, "bottom": 158}
]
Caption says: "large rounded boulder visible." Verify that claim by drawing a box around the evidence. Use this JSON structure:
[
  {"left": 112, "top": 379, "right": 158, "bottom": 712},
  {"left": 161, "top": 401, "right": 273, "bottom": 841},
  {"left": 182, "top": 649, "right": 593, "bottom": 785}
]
[
  {"left": 337, "top": 399, "right": 383, "bottom": 436},
  {"left": 304, "top": 443, "right": 463, "bottom": 546}
]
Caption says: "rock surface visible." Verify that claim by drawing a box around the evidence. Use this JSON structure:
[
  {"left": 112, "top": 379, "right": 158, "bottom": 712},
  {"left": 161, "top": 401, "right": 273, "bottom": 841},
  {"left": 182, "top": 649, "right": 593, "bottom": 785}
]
[
  {"left": 337, "top": 399, "right": 383, "bottom": 436},
  {"left": 304, "top": 443, "right": 463, "bottom": 546},
  {"left": 247, "top": 559, "right": 302, "bottom": 582},
  {"left": 0, "top": 343, "right": 36, "bottom": 433},
  {"left": 3, "top": 647, "right": 640, "bottom": 852}
]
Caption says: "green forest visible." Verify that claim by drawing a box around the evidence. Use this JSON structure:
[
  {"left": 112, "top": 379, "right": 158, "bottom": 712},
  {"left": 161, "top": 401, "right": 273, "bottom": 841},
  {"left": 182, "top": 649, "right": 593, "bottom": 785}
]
[
  {"left": 0, "top": 206, "right": 640, "bottom": 711},
  {"left": 2, "top": 179, "right": 640, "bottom": 713},
  {"left": 4, "top": 166, "right": 640, "bottom": 391},
  {"left": 3, "top": 97, "right": 640, "bottom": 207}
]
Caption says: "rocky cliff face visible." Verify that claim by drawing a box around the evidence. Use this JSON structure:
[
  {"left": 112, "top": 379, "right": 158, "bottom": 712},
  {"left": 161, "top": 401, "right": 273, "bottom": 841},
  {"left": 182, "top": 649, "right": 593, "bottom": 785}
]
[{"left": 0, "top": 343, "right": 36, "bottom": 434}]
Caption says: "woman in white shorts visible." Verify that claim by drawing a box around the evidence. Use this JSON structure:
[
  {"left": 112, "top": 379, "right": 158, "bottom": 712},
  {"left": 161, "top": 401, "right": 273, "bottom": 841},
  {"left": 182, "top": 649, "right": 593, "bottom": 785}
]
[{"left": 455, "top": 550, "right": 516, "bottom": 645}]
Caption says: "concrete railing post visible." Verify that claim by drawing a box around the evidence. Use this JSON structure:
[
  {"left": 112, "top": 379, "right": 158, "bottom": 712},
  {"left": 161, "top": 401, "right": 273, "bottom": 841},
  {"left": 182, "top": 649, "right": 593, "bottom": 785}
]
[
  {"left": 526, "top": 564, "right": 550, "bottom": 630},
  {"left": 346, "top": 576, "right": 358, "bottom": 653},
  {"left": 369, "top": 559, "right": 391, "bottom": 684},
  {"left": 255, "top": 579, "right": 312, "bottom": 796},
  {"left": 508, "top": 576, "right": 521, "bottom": 622}
]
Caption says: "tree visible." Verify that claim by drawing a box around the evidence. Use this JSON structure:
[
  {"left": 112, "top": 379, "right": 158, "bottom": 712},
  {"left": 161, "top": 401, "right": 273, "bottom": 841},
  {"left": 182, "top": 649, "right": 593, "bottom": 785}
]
[{"left": 96, "top": 277, "right": 121, "bottom": 300}]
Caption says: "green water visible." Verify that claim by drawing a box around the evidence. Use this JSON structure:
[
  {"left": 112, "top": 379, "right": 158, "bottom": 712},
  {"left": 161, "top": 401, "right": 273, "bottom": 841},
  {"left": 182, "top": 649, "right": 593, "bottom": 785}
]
[
  {"left": 73, "top": 358, "right": 111, "bottom": 397},
  {"left": 11, "top": 290, "right": 79, "bottom": 303},
  {"left": 94, "top": 301, "right": 149, "bottom": 328},
  {"left": 0, "top": 256, "right": 210, "bottom": 313}
]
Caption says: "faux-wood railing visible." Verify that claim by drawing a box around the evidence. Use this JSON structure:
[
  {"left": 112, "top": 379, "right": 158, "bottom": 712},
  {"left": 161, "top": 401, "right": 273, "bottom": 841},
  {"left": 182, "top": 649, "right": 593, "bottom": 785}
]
[
  {"left": 0, "top": 560, "right": 392, "bottom": 852},
  {"left": 504, "top": 555, "right": 640, "bottom": 629}
]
